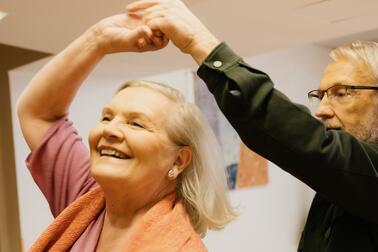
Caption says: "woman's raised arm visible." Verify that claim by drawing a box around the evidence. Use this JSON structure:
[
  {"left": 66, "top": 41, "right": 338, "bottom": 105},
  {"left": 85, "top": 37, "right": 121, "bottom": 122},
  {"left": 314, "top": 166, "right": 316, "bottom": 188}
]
[{"left": 17, "top": 14, "right": 168, "bottom": 151}]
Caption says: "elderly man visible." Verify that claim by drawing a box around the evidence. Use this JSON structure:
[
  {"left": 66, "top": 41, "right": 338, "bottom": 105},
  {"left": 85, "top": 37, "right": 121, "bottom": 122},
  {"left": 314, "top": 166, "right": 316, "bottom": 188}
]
[{"left": 127, "top": 0, "right": 378, "bottom": 251}]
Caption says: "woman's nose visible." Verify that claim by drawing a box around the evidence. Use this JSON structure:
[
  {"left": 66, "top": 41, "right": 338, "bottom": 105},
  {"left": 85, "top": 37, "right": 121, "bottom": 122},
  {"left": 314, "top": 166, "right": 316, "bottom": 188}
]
[{"left": 102, "top": 122, "right": 124, "bottom": 141}]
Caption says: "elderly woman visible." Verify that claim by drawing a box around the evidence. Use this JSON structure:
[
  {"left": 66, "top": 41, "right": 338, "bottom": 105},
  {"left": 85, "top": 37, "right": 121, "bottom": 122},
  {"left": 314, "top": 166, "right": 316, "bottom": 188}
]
[{"left": 17, "top": 13, "right": 237, "bottom": 252}]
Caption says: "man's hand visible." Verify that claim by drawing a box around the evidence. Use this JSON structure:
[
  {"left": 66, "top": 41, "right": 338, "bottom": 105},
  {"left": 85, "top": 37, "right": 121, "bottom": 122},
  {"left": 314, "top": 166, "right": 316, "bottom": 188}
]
[
  {"left": 127, "top": 0, "right": 220, "bottom": 64},
  {"left": 91, "top": 13, "right": 169, "bottom": 54}
]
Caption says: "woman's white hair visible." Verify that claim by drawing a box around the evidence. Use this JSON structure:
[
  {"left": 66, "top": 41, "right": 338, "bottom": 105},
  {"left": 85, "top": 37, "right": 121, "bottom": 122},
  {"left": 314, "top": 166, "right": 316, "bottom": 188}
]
[
  {"left": 330, "top": 41, "right": 378, "bottom": 83},
  {"left": 117, "top": 80, "right": 238, "bottom": 237}
]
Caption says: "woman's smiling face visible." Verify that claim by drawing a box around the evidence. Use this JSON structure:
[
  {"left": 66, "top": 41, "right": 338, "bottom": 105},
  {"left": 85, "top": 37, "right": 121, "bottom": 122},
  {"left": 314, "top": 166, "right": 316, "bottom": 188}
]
[{"left": 88, "top": 86, "right": 180, "bottom": 194}]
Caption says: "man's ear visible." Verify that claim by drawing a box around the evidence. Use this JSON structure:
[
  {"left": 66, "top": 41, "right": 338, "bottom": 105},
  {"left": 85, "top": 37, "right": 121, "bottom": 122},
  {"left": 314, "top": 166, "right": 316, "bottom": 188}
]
[{"left": 174, "top": 146, "right": 192, "bottom": 175}]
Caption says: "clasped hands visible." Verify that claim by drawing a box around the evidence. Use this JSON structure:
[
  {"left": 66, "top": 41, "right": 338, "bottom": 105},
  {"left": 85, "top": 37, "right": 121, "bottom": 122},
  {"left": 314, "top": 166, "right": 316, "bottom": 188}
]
[{"left": 92, "top": 0, "right": 219, "bottom": 61}]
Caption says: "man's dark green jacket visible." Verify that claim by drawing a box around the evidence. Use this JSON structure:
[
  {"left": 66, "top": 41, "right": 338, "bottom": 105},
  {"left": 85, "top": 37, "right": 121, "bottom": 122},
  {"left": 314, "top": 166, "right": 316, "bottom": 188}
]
[{"left": 197, "top": 43, "right": 378, "bottom": 252}]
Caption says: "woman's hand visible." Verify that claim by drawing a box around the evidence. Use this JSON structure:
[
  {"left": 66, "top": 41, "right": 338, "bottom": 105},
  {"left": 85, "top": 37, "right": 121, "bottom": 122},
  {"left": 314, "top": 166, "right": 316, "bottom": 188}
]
[
  {"left": 17, "top": 13, "right": 168, "bottom": 151},
  {"left": 127, "top": 0, "right": 219, "bottom": 63},
  {"left": 91, "top": 13, "right": 169, "bottom": 55}
]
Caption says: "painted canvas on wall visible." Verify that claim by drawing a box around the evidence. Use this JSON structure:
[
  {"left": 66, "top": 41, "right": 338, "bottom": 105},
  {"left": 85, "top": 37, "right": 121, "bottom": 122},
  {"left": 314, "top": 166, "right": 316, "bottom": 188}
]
[{"left": 192, "top": 73, "right": 268, "bottom": 189}]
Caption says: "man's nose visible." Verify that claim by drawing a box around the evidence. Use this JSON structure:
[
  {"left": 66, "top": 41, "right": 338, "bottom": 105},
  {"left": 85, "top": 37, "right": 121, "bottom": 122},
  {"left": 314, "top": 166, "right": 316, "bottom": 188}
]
[{"left": 314, "top": 96, "right": 335, "bottom": 120}]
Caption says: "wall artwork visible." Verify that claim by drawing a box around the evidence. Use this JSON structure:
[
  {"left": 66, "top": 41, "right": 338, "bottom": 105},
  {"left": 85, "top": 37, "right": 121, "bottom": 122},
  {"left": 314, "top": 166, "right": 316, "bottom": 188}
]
[{"left": 193, "top": 73, "right": 268, "bottom": 190}]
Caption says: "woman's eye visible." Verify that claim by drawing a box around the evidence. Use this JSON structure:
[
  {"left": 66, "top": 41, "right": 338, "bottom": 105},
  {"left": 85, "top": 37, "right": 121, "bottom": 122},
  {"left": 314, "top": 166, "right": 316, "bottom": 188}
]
[{"left": 130, "top": 121, "right": 144, "bottom": 128}]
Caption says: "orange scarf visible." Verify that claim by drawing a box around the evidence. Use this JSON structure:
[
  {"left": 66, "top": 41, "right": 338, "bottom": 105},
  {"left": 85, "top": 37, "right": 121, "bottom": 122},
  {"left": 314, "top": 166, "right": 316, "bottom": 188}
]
[{"left": 29, "top": 187, "right": 207, "bottom": 252}]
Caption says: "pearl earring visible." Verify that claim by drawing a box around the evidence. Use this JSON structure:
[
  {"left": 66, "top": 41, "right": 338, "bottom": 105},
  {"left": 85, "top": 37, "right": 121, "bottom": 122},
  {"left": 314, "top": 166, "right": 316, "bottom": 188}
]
[{"left": 167, "top": 169, "right": 176, "bottom": 180}]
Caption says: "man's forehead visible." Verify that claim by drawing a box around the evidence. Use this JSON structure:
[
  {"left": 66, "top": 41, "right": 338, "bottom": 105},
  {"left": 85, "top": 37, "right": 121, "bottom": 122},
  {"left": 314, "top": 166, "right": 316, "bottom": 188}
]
[{"left": 319, "top": 59, "right": 367, "bottom": 89}]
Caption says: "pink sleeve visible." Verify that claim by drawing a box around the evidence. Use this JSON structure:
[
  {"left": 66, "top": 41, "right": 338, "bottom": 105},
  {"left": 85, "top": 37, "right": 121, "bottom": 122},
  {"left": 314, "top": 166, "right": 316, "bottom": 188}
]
[{"left": 26, "top": 116, "right": 97, "bottom": 217}]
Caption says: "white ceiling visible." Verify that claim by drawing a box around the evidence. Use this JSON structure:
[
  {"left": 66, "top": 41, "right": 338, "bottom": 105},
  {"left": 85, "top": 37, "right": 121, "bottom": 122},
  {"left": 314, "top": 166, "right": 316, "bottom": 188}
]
[{"left": 1, "top": 0, "right": 378, "bottom": 77}]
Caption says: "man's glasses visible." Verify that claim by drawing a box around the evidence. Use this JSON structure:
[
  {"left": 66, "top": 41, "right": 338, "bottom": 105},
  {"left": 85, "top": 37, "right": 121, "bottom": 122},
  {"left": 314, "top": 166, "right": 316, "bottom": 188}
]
[{"left": 308, "top": 84, "right": 378, "bottom": 105}]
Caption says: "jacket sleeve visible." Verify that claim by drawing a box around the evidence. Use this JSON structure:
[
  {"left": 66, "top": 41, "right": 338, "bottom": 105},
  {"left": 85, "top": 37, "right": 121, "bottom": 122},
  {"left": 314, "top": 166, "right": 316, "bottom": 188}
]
[{"left": 197, "top": 42, "right": 378, "bottom": 223}]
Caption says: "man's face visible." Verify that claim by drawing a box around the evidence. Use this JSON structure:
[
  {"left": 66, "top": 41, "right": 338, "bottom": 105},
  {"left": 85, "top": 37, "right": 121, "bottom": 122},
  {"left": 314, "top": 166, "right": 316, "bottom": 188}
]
[{"left": 315, "top": 58, "right": 378, "bottom": 142}]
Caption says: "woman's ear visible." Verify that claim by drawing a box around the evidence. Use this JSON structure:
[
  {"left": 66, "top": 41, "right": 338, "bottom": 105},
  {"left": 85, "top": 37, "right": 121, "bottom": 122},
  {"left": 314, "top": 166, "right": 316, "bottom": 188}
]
[{"left": 174, "top": 146, "right": 192, "bottom": 175}]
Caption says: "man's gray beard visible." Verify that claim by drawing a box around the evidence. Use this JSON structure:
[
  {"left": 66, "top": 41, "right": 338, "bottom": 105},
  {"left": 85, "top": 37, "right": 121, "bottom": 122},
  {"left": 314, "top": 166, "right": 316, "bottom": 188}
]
[{"left": 352, "top": 109, "right": 378, "bottom": 143}]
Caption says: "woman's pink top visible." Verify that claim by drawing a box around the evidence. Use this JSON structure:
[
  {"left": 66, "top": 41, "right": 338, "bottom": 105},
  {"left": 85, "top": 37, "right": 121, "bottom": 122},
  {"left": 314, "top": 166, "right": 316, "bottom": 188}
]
[{"left": 26, "top": 116, "right": 105, "bottom": 251}]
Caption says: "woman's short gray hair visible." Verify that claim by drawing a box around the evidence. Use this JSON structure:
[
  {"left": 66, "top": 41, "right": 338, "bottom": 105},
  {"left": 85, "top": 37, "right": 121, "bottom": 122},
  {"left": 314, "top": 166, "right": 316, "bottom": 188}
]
[
  {"left": 330, "top": 41, "right": 378, "bottom": 83},
  {"left": 117, "top": 80, "right": 238, "bottom": 237}
]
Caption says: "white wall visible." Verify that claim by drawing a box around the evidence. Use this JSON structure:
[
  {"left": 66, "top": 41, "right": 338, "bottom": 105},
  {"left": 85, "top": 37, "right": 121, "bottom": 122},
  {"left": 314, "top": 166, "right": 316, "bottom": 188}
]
[{"left": 10, "top": 44, "right": 330, "bottom": 251}]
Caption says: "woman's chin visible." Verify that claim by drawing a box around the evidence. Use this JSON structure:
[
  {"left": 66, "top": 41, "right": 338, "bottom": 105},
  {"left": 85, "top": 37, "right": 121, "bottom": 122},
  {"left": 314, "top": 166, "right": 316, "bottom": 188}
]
[{"left": 91, "top": 162, "right": 132, "bottom": 184}]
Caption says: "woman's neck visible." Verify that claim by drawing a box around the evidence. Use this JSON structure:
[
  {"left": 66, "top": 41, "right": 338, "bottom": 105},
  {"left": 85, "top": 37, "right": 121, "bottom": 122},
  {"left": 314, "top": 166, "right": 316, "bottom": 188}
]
[
  {"left": 95, "top": 209, "right": 142, "bottom": 252},
  {"left": 95, "top": 184, "right": 176, "bottom": 251},
  {"left": 95, "top": 195, "right": 153, "bottom": 252}
]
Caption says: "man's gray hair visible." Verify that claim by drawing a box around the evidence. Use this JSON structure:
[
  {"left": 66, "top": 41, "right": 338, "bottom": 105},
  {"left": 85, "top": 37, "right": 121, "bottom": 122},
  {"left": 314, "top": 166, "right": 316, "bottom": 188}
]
[{"left": 330, "top": 41, "right": 378, "bottom": 83}]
